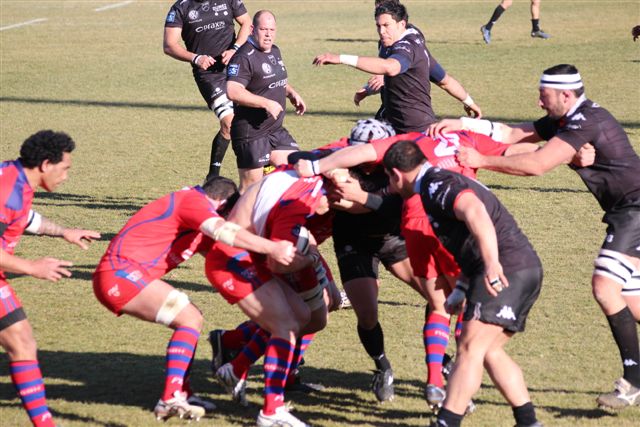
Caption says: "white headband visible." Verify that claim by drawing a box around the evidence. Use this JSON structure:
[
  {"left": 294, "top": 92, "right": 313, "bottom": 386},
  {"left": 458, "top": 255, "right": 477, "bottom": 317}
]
[{"left": 539, "top": 73, "right": 583, "bottom": 90}]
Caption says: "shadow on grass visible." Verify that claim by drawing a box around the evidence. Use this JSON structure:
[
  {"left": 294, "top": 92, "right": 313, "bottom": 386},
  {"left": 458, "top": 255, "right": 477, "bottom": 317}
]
[
  {"left": 5, "top": 96, "right": 639, "bottom": 129},
  {"left": 488, "top": 184, "right": 591, "bottom": 194},
  {"left": 33, "top": 191, "right": 148, "bottom": 213},
  {"left": 0, "top": 352, "right": 618, "bottom": 426}
]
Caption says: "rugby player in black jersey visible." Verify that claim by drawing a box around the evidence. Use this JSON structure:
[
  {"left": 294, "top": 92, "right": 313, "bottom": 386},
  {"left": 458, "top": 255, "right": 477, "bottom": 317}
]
[
  {"left": 432, "top": 64, "right": 640, "bottom": 409},
  {"left": 164, "top": 0, "right": 251, "bottom": 179},
  {"left": 384, "top": 140, "right": 544, "bottom": 427}
]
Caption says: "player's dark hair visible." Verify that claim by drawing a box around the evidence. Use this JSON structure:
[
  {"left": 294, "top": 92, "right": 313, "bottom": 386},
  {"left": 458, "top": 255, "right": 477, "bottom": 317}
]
[
  {"left": 253, "top": 10, "right": 275, "bottom": 27},
  {"left": 202, "top": 176, "right": 238, "bottom": 201},
  {"left": 374, "top": 0, "right": 399, "bottom": 7},
  {"left": 382, "top": 140, "right": 425, "bottom": 173},
  {"left": 543, "top": 64, "right": 585, "bottom": 97},
  {"left": 19, "top": 130, "right": 75, "bottom": 168},
  {"left": 375, "top": 1, "right": 408, "bottom": 23}
]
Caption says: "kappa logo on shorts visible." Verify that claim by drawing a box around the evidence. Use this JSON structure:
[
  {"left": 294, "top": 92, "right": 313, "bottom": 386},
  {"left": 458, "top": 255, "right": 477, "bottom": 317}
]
[
  {"left": 496, "top": 305, "right": 516, "bottom": 321},
  {"left": 126, "top": 270, "right": 142, "bottom": 282},
  {"left": 222, "top": 278, "right": 234, "bottom": 291},
  {"left": 228, "top": 63, "right": 239, "bottom": 76},
  {"left": 0, "top": 285, "right": 10, "bottom": 299},
  {"left": 107, "top": 285, "right": 120, "bottom": 297}
]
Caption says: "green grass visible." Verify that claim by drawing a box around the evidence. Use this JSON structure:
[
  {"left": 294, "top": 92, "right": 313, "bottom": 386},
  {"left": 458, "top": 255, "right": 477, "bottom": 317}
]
[{"left": 1, "top": 0, "right": 639, "bottom": 426}]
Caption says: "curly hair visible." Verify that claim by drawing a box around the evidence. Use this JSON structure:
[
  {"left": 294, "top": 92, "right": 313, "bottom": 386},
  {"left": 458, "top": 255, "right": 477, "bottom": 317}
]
[{"left": 19, "top": 130, "right": 75, "bottom": 168}]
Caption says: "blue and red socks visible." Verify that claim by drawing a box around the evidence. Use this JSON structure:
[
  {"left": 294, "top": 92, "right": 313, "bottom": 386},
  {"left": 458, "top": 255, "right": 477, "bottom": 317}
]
[
  {"left": 10, "top": 360, "right": 55, "bottom": 427},
  {"left": 162, "top": 326, "right": 199, "bottom": 401},
  {"left": 425, "top": 311, "right": 451, "bottom": 387},
  {"left": 263, "top": 337, "right": 294, "bottom": 415}
]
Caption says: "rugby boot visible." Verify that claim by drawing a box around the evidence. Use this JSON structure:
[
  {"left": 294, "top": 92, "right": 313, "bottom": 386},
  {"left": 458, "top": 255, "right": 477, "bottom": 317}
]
[
  {"left": 596, "top": 377, "right": 640, "bottom": 409},
  {"left": 154, "top": 391, "right": 205, "bottom": 421},
  {"left": 372, "top": 367, "right": 394, "bottom": 402}
]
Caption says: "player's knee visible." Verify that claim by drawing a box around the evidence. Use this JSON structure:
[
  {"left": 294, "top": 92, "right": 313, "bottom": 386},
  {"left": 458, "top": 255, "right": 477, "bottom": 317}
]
[
  {"left": 356, "top": 310, "right": 379, "bottom": 330},
  {"left": 592, "top": 249, "right": 633, "bottom": 303},
  {"left": 155, "top": 290, "right": 192, "bottom": 327},
  {"left": 3, "top": 329, "right": 38, "bottom": 360},
  {"left": 501, "top": 0, "right": 513, "bottom": 9}
]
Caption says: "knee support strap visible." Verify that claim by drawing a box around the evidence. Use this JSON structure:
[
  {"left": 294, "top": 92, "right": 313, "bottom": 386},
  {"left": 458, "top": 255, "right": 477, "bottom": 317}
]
[
  {"left": 155, "top": 289, "right": 190, "bottom": 326},
  {"left": 593, "top": 249, "right": 635, "bottom": 286},
  {"left": 212, "top": 93, "right": 233, "bottom": 120}
]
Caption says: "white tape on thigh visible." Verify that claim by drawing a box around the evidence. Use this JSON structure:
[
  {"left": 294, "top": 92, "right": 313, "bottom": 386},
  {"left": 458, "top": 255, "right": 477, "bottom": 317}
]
[
  {"left": 155, "top": 290, "right": 190, "bottom": 326},
  {"left": 298, "top": 285, "right": 325, "bottom": 311},
  {"left": 213, "top": 93, "right": 233, "bottom": 120},
  {"left": 593, "top": 249, "right": 635, "bottom": 286}
]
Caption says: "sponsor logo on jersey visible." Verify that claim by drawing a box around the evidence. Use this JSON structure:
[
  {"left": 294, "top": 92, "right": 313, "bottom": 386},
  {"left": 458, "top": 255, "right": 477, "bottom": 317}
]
[
  {"left": 201, "top": 2, "right": 210, "bottom": 12},
  {"left": 188, "top": 10, "right": 199, "bottom": 20},
  {"left": 268, "top": 55, "right": 276, "bottom": 65},
  {"left": 262, "top": 63, "right": 272, "bottom": 75},
  {"left": 268, "top": 78, "right": 287, "bottom": 89},
  {"left": 0, "top": 285, "right": 10, "bottom": 299},
  {"left": 166, "top": 11, "right": 176, "bottom": 23},
  {"left": 196, "top": 21, "right": 225, "bottom": 32},
  {"left": 211, "top": 3, "right": 228, "bottom": 13},
  {"left": 228, "top": 63, "right": 239, "bottom": 76},
  {"left": 496, "top": 305, "right": 516, "bottom": 321}
]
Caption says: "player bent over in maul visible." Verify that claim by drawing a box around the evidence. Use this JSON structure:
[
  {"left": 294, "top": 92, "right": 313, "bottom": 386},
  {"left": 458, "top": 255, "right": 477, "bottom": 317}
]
[
  {"left": 383, "top": 140, "right": 544, "bottom": 427},
  {"left": 92, "top": 176, "right": 294, "bottom": 422}
]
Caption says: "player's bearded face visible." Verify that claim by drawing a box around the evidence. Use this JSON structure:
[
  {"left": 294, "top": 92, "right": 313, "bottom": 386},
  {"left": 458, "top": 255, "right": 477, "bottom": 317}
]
[
  {"left": 538, "top": 87, "right": 567, "bottom": 119},
  {"left": 376, "top": 13, "right": 405, "bottom": 47}
]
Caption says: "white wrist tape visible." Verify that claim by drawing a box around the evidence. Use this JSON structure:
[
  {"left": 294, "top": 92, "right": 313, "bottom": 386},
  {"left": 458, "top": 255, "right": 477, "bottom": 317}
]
[
  {"left": 310, "top": 160, "right": 320, "bottom": 175},
  {"left": 155, "top": 290, "right": 190, "bottom": 326},
  {"left": 460, "top": 117, "right": 504, "bottom": 142},
  {"left": 212, "top": 221, "right": 242, "bottom": 246},
  {"left": 25, "top": 210, "right": 42, "bottom": 234},
  {"left": 339, "top": 54, "right": 358, "bottom": 67},
  {"left": 462, "top": 94, "right": 474, "bottom": 107}
]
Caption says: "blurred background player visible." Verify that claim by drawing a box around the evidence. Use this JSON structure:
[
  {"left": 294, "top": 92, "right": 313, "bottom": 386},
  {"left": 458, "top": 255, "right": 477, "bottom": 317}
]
[
  {"left": 481, "top": 0, "right": 551, "bottom": 44},
  {"left": 315, "top": 1, "right": 481, "bottom": 135},
  {"left": 164, "top": 0, "right": 251, "bottom": 180},
  {"left": 384, "top": 140, "right": 544, "bottom": 427},
  {"left": 92, "top": 176, "right": 294, "bottom": 421},
  {"left": 227, "top": 10, "right": 306, "bottom": 193},
  {"left": 1, "top": 131, "right": 100, "bottom": 427}
]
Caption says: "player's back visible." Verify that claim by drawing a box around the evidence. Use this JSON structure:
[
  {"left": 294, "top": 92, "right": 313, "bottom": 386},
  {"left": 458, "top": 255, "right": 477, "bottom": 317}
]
[{"left": 0, "top": 160, "right": 34, "bottom": 256}]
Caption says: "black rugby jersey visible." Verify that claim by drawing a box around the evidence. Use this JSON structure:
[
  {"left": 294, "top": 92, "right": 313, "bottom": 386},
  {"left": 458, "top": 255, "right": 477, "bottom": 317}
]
[
  {"left": 227, "top": 39, "right": 288, "bottom": 141},
  {"left": 417, "top": 166, "right": 541, "bottom": 278},
  {"left": 165, "top": 0, "right": 247, "bottom": 71},
  {"left": 379, "top": 27, "right": 443, "bottom": 133},
  {"left": 534, "top": 97, "right": 640, "bottom": 213}
]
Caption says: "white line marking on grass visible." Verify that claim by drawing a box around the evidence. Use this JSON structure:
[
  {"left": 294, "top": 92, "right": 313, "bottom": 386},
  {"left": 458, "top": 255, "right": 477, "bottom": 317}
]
[
  {"left": 94, "top": 1, "right": 134, "bottom": 13},
  {"left": 0, "top": 18, "right": 47, "bottom": 32}
]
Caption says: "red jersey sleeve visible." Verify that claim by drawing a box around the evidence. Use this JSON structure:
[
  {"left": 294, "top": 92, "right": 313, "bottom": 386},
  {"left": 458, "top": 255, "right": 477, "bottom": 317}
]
[{"left": 176, "top": 188, "right": 221, "bottom": 231}]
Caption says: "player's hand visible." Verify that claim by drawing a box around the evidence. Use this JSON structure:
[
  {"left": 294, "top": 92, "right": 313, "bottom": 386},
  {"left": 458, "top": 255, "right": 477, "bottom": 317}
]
[
  {"left": 294, "top": 159, "right": 315, "bottom": 177},
  {"left": 195, "top": 54, "right": 215, "bottom": 70},
  {"left": 427, "top": 119, "right": 464, "bottom": 138},
  {"left": 353, "top": 88, "right": 368, "bottom": 106},
  {"left": 287, "top": 91, "right": 306, "bottom": 115},
  {"left": 633, "top": 25, "right": 640, "bottom": 41},
  {"left": 312, "top": 53, "right": 340, "bottom": 66},
  {"left": 456, "top": 146, "right": 485, "bottom": 168},
  {"left": 62, "top": 229, "right": 101, "bottom": 250},
  {"left": 29, "top": 257, "right": 73, "bottom": 282},
  {"left": 571, "top": 143, "right": 595, "bottom": 168},
  {"left": 484, "top": 263, "right": 509, "bottom": 297},
  {"left": 221, "top": 49, "right": 236, "bottom": 65},
  {"left": 334, "top": 177, "right": 367, "bottom": 205},
  {"left": 269, "top": 240, "right": 295, "bottom": 266},
  {"left": 463, "top": 103, "right": 482, "bottom": 119},
  {"left": 368, "top": 75, "right": 384, "bottom": 92},
  {"left": 264, "top": 99, "right": 283, "bottom": 120}
]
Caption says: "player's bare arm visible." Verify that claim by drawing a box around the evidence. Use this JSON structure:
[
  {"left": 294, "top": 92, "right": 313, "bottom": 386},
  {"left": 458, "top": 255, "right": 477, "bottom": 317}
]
[
  {"left": 313, "top": 53, "right": 402, "bottom": 76},
  {"left": 221, "top": 13, "right": 251, "bottom": 65},
  {"left": 163, "top": 26, "right": 215, "bottom": 70},
  {"left": 285, "top": 84, "right": 306, "bottom": 115},
  {"left": 457, "top": 136, "right": 577, "bottom": 175},
  {"left": 26, "top": 211, "right": 100, "bottom": 250},
  {"left": 435, "top": 74, "right": 483, "bottom": 118},
  {"left": 453, "top": 192, "right": 507, "bottom": 297}
]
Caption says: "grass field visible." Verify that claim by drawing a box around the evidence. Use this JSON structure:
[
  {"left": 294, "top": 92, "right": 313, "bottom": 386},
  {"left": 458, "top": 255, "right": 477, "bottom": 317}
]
[{"left": 1, "top": 0, "right": 639, "bottom": 426}]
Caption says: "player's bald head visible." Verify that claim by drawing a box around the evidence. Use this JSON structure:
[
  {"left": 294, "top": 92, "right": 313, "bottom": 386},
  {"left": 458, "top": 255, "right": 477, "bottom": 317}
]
[{"left": 253, "top": 10, "right": 276, "bottom": 27}]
